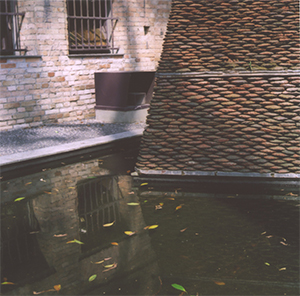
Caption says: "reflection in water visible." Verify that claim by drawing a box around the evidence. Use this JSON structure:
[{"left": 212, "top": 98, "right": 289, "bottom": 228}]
[{"left": 0, "top": 151, "right": 299, "bottom": 295}]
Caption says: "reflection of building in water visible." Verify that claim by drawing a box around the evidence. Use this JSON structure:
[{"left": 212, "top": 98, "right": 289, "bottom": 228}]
[
  {"left": 1, "top": 158, "right": 159, "bottom": 295},
  {"left": 77, "top": 175, "right": 129, "bottom": 253},
  {"left": 1, "top": 200, "right": 53, "bottom": 286}
]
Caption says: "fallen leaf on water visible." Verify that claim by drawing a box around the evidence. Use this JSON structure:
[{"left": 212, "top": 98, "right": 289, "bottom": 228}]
[
  {"left": 286, "top": 192, "right": 298, "bottom": 196},
  {"left": 103, "top": 221, "right": 115, "bottom": 227},
  {"left": 91, "top": 260, "right": 104, "bottom": 264},
  {"left": 44, "top": 191, "right": 52, "bottom": 194},
  {"left": 264, "top": 262, "right": 270, "bottom": 266},
  {"left": 53, "top": 285, "right": 61, "bottom": 291},
  {"left": 261, "top": 231, "right": 267, "bottom": 235},
  {"left": 53, "top": 234, "right": 67, "bottom": 237},
  {"left": 68, "top": 187, "right": 76, "bottom": 189},
  {"left": 1, "top": 282, "right": 15, "bottom": 285},
  {"left": 25, "top": 182, "right": 32, "bottom": 186},
  {"left": 104, "top": 264, "right": 115, "bottom": 268},
  {"left": 180, "top": 227, "right": 188, "bottom": 232},
  {"left": 102, "top": 263, "right": 117, "bottom": 272},
  {"left": 33, "top": 288, "right": 56, "bottom": 294},
  {"left": 140, "top": 183, "right": 148, "bottom": 186},
  {"left": 214, "top": 281, "right": 225, "bottom": 286},
  {"left": 171, "top": 283, "right": 187, "bottom": 293},
  {"left": 176, "top": 205, "right": 183, "bottom": 211},
  {"left": 145, "top": 225, "right": 158, "bottom": 230},
  {"left": 155, "top": 204, "right": 162, "bottom": 210},
  {"left": 14, "top": 197, "right": 25, "bottom": 202},
  {"left": 88, "top": 274, "right": 97, "bottom": 282},
  {"left": 278, "top": 267, "right": 286, "bottom": 271},
  {"left": 127, "top": 202, "right": 139, "bottom": 206},
  {"left": 66, "top": 239, "right": 84, "bottom": 245},
  {"left": 280, "top": 241, "right": 289, "bottom": 246},
  {"left": 111, "top": 242, "right": 118, "bottom": 246},
  {"left": 124, "top": 231, "right": 136, "bottom": 236},
  {"left": 167, "top": 197, "right": 175, "bottom": 200}
]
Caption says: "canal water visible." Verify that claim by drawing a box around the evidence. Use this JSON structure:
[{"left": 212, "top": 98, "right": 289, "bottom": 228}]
[{"left": 1, "top": 149, "right": 299, "bottom": 295}]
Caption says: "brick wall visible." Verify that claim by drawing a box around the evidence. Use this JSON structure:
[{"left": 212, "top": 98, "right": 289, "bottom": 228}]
[{"left": 0, "top": 0, "right": 171, "bottom": 131}]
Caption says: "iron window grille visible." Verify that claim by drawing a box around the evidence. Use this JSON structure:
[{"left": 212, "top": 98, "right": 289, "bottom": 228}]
[
  {"left": 77, "top": 176, "right": 125, "bottom": 254},
  {"left": 67, "top": 0, "right": 118, "bottom": 54},
  {"left": 0, "top": 0, "right": 27, "bottom": 55}
]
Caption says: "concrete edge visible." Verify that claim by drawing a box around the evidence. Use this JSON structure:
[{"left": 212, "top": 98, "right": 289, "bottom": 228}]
[
  {"left": 0, "top": 129, "right": 145, "bottom": 167},
  {"left": 136, "top": 168, "right": 300, "bottom": 179}
]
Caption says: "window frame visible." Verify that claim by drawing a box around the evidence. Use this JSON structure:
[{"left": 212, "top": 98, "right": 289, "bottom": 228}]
[
  {"left": 66, "top": 0, "right": 118, "bottom": 55},
  {"left": 0, "top": 0, "right": 27, "bottom": 56}
]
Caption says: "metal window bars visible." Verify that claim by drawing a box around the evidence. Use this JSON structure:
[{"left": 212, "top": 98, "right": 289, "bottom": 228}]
[
  {"left": 0, "top": 0, "right": 27, "bottom": 55},
  {"left": 67, "top": 0, "right": 118, "bottom": 54}
]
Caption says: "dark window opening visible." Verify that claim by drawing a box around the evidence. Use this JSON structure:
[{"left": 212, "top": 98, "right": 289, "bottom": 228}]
[
  {"left": 0, "top": 0, "right": 27, "bottom": 55},
  {"left": 67, "top": 0, "right": 118, "bottom": 55}
]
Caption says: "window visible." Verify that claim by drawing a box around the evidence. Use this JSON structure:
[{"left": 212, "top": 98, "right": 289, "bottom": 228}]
[
  {"left": 0, "top": 0, "right": 26, "bottom": 55},
  {"left": 67, "top": 0, "right": 118, "bottom": 54}
]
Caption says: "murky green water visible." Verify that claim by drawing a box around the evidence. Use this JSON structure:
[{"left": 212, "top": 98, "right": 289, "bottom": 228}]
[{"left": 1, "top": 150, "right": 299, "bottom": 295}]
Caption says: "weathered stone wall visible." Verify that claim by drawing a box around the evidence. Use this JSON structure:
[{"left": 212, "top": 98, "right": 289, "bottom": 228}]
[
  {"left": 0, "top": 0, "right": 171, "bottom": 131},
  {"left": 136, "top": 0, "right": 300, "bottom": 177}
]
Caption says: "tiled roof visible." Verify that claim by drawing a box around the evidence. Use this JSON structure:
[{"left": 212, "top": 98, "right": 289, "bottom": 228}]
[
  {"left": 158, "top": 0, "right": 299, "bottom": 73},
  {"left": 135, "top": 0, "right": 300, "bottom": 178}
]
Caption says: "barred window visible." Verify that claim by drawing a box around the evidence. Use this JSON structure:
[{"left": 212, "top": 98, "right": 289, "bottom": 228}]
[
  {"left": 67, "top": 0, "right": 118, "bottom": 55},
  {"left": 0, "top": 0, "right": 27, "bottom": 55}
]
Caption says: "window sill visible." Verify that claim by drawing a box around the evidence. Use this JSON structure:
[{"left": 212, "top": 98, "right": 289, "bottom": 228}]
[
  {"left": 0, "top": 55, "right": 42, "bottom": 59},
  {"left": 68, "top": 53, "right": 124, "bottom": 58}
]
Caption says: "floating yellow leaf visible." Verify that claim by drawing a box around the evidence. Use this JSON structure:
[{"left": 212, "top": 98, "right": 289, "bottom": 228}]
[
  {"left": 104, "top": 264, "right": 115, "bottom": 268},
  {"left": 66, "top": 239, "right": 84, "bottom": 245},
  {"left": 1, "top": 282, "right": 14, "bottom": 285},
  {"left": 68, "top": 187, "right": 76, "bottom": 189},
  {"left": 92, "top": 260, "right": 104, "bottom": 264},
  {"left": 124, "top": 231, "right": 136, "bottom": 236},
  {"left": 264, "top": 262, "right": 270, "bottom": 266},
  {"left": 103, "top": 221, "right": 115, "bottom": 227},
  {"left": 25, "top": 182, "right": 32, "bottom": 186},
  {"left": 53, "top": 285, "right": 61, "bottom": 291},
  {"left": 111, "top": 242, "right": 118, "bottom": 246},
  {"left": 175, "top": 205, "right": 183, "bottom": 211},
  {"left": 102, "top": 263, "right": 117, "bottom": 272},
  {"left": 278, "top": 267, "right": 286, "bottom": 271},
  {"left": 44, "top": 191, "right": 52, "bottom": 194},
  {"left": 148, "top": 225, "right": 159, "bottom": 230},
  {"left": 14, "top": 197, "right": 25, "bottom": 202},
  {"left": 127, "top": 202, "right": 139, "bottom": 206},
  {"left": 214, "top": 281, "right": 225, "bottom": 286},
  {"left": 88, "top": 274, "right": 97, "bottom": 282},
  {"left": 180, "top": 227, "right": 188, "bottom": 232},
  {"left": 167, "top": 197, "right": 175, "bottom": 200},
  {"left": 140, "top": 183, "right": 148, "bottom": 186}
]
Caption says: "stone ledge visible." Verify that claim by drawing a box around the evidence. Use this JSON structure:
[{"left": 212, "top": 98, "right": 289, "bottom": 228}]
[{"left": 136, "top": 168, "right": 300, "bottom": 179}]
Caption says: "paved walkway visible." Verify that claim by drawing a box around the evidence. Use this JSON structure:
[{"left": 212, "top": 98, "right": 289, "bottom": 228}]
[{"left": 0, "top": 120, "right": 145, "bottom": 166}]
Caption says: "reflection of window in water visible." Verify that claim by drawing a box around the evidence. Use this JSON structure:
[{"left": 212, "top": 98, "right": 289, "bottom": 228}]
[
  {"left": 78, "top": 176, "right": 127, "bottom": 255},
  {"left": 1, "top": 200, "right": 51, "bottom": 287}
]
